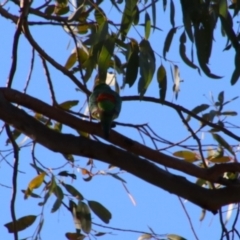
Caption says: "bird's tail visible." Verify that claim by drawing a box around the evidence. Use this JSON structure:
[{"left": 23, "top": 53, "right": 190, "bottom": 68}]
[{"left": 100, "top": 114, "right": 113, "bottom": 139}]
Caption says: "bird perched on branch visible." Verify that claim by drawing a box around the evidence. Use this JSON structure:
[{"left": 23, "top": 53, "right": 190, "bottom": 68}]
[{"left": 89, "top": 77, "right": 122, "bottom": 138}]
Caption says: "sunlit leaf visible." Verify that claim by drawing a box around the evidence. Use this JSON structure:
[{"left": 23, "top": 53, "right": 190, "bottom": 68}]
[
  {"left": 167, "top": 234, "right": 187, "bottom": 240},
  {"left": 88, "top": 200, "right": 112, "bottom": 224},
  {"left": 24, "top": 172, "right": 46, "bottom": 199},
  {"left": 138, "top": 233, "right": 152, "bottom": 240},
  {"left": 4, "top": 215, "right": 37, "bottom": 233},
  {"left": 209, "top": 156, "right": 231, "bottom": 163},
  {"left": 59, "top": 100, "right": 79, "bottom": 110},
  {"left": 173, "top": 151, "right": 199, "bottom": 162},
  {"left": 219, "top": 0, "right": 228, "bottom": 18}
]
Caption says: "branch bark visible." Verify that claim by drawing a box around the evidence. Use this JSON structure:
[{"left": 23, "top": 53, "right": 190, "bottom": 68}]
[
  {"left": 0, "top": 90, "right": 240, "bottom": 213},
  {"left": 1, "top": 88, "right": 240, "bottom": 186}
]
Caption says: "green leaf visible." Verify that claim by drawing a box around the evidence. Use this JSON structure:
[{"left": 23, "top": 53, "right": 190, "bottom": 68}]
[
  {"left": 38, "top": 176, "right": 56, "bottom": 206},
  {"left": 231, "top": 47, "right": 240, "bottom": 85},
  {"left": 62, "top": 154, "right": 74, "bottom": 162},
  {"left": 44, "top": 5, "right": 55, "bottom": 15},
  {"left": 218, "top": 91, "right": 224, "bottom": 105},
  {"left": 186, "top": 104, "right": 210, "bottom": 122},
  {"left": 59, "top": 100, "right": 79, "bottom": 110},
  {"left": 65, "top": 232, "right": 86, "bottom": 240},
  {"left": 138, "top": 39, "right": 156, "bottom": 97},
  {"left": 4, "top": 215, "right": 37, "bottom": 233},
  {"left": 151, "top": 0, "right": 156, "bottom": 30},
  {"left": 77, "top": 201, "right": 92, "bottom": 233},
  {"left": 85, "top": 21, "right": 108, "bottom": 46},
  {"left": 133, "top": 6, "right": 139, "bottom": 25},
  {"left": 94, "top": 8, "right": 106, "bottom": 25},
  {"left": 212, "top": 133, "right": 235, "bottom": 156},
  {"left": 54, "top": 4, "right": 69, "bottom": 15},
  {"left": 98, "top": 36, "right": 115, "bottom": 82},
  {"left": 209, "top": 156, "right": 231, "bottom": 163},
  {"left": 119, "top": 0, "right": 138, "bottom": 40},
  {"left": 220, "top": 111, "right": 237, "bottom": 116},
  {"left": 21, "top": 190, "right": 41, "bottom": 198},
  {"left": 173, "top": 151, "right": 199, "bottom": 162},
  {"left": 219, "top": 0, "right": 228, "bottom": 18},
  {"left": 68, "top": 4, "right": 84, "bottom": 22},
  {"left": 58, "top": 171, "right": 77, "bottom": 179},
  {"left": 107, "top": 173, "right": 127, "bottom": 183},
  {"left": 180, "top": 0, "right": 193, "bottom": 42},
  {"left": 29, "top": 163, "right": 46, "bottom": 174},
  {"left": 219, "top": 14, "right": 238, "bottom": 50},
  {"left": 51, "top": 185, "right": 64, "bottom": 213},
  {"left": 179, "top": 31, "right": 199, "bottom": 71},
  {"left": 194, "top": 25, "right": 222, "bottom": 79},
  {"left": 24, "top": 172, "right": 46, "bottom": 199},
  {"left": 145, "top": 12, "right": 151, "bottom": 39},
  {"left": 170, "top": 0, "right": 175, "bottom": 27},
  {"left": 88, "top": 200, "right": 112, "bottom": 224},
  {"left": 167, "top": 234, "right": 187, "bottom": 240},
  {"left": 157, "top": 64, "right": 167, "bottom": 101},
  {"left": 163, "top": 27, "right": 177, "bottom": 58},
  {"left": 65, "top": 52, "right": 77, "bottom": 70},
  {"left": 125, "top": 41, "right": 139, "bottom": 87},
  {"left": 62, "top": 183, "right": 84, "bottom": 200}
]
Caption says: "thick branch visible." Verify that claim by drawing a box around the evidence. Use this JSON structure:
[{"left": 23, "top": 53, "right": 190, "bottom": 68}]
[
  {"left": 1, "top": 88, "right": 240, "bottom": 186},
  {"left": 0, "top": 91, "right": 240, "bottom": 213}
]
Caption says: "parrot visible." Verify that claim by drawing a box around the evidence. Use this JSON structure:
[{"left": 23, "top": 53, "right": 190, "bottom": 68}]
[{"left": 89, "top": 80, "right": 122, "bottom": 138}]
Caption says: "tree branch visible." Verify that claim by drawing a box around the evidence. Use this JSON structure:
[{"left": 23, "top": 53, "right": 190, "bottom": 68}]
[
  {"left": 1, "top": 87, "right": 240, "bottom": 187},
  {"left": 1, "top": 90, "right": 240, "bottom": 213}
]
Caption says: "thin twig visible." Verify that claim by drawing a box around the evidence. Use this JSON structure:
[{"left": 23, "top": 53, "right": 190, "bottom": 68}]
[
  {"left": 23, "top": 47, "right": 35, "bottom": 93},
  {"left": 5, "top": 125, "right": 19, "bottom": 240},
  {"left": 41, "top": 57, "right": 57, "bottom": 105}
]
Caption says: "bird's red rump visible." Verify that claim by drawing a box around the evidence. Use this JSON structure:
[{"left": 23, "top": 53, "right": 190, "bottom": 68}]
[{"left": 97, "top": 93, "right": 115, "bottom": 102}]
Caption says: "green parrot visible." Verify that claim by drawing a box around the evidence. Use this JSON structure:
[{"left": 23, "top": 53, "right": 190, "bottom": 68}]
[{"left": 89, "top": 81, "right": 122, "bottom": 138}]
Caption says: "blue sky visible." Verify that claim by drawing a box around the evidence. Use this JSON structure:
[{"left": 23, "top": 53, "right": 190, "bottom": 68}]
[{"left": 0, "top": 1, "right": 240, "bottom": 239}]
